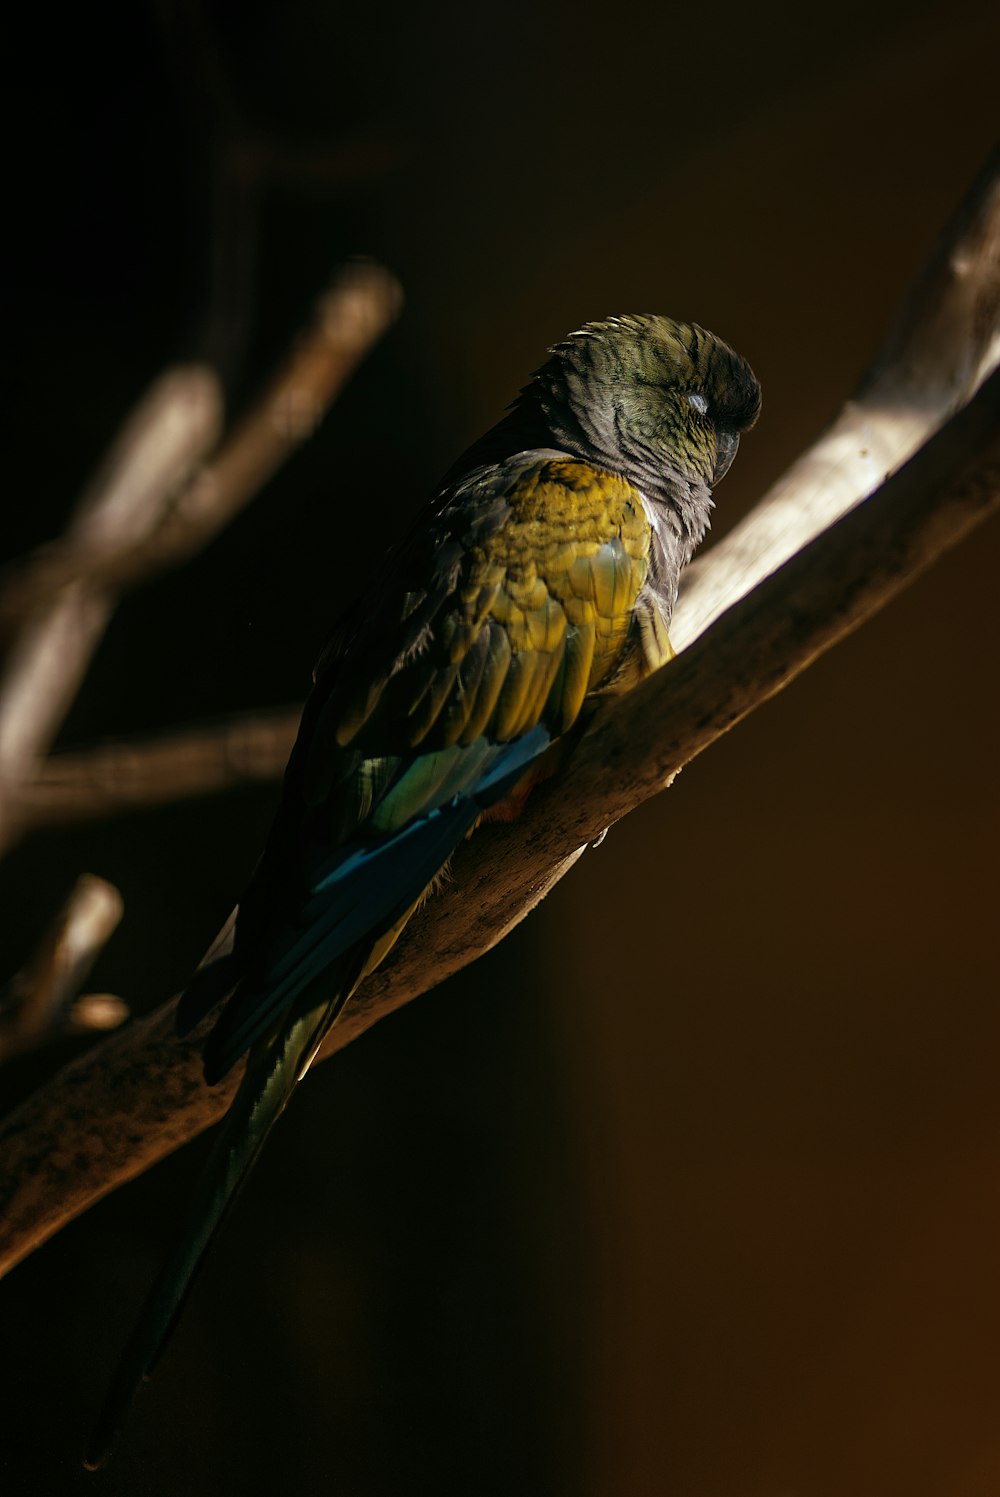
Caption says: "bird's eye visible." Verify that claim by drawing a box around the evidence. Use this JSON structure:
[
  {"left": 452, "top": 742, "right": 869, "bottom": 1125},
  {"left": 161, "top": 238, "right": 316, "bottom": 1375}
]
[{"left": 686, "top": 391, "right": 709, "bottom": 416}]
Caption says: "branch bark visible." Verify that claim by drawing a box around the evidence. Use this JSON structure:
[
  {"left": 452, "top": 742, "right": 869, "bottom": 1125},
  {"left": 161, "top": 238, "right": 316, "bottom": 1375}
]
[
  {"left": 20, "top": 710, "right": 299, "bottom": 826},
  {"left": 0, "top": 155, "right": 997, "bottom": 1280},
  {"left": 672, "top": 140, "right": 1000, "bottom": 648}
]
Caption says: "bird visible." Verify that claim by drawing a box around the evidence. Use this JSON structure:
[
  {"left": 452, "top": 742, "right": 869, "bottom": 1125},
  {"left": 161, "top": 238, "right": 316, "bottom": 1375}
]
[{"left": 85, "top": 312, "right": 760, "bottom": 1467}]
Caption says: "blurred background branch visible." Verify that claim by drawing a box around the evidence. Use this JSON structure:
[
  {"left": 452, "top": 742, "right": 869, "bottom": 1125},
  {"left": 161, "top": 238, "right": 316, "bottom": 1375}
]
[
  {"left": 0, "top": 365, "right": 223, "bottom": 852},
  {"left": 0, "top": 263, "right": 401, "bottom": 647},
  {"left": 0, "top": 262, "right": 401, "bottom": 1057},
  {"left": 0, "top": 874, "right": 125, "bottom": 1063},
  {"left": 20, "top": 708, "right": 299, "bottom": 827}
]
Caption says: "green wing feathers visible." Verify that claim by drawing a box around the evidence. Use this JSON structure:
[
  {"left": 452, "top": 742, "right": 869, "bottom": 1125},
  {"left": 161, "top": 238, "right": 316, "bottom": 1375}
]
[
  {"left": 88, "top": 458, "right": 666, "bottom": 1467},
  {"left": 303, "top": 458, "right": 662, "bottom": 843}
]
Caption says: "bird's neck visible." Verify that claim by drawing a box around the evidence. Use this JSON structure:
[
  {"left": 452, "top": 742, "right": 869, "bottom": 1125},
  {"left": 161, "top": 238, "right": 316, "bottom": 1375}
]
[
  {"left": 443, "top": 388, "right": 714, "bottom": 573},
  {"left": 441, "top": 398, "right": 560, "bottom": 479}
]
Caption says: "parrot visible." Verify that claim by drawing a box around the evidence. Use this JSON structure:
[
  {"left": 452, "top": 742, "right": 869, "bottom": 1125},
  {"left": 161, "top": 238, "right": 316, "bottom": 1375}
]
[{"left": 85, "top": 313, "right": 760, "bottom": 1467}]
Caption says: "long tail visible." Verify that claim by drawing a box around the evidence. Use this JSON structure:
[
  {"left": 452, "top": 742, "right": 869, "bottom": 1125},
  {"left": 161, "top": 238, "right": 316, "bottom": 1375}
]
[{"left": 83, "top": 980, "right": 349, "bottom": 1470}]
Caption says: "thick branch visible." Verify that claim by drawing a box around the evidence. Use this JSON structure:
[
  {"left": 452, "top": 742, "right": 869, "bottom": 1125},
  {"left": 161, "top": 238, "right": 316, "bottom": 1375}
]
[
  {"left": 674, "top": 141, "right": 999, "bottom": 647},
  {"left": 1, "top": 368, "right": 997, "bottom": 1278}
]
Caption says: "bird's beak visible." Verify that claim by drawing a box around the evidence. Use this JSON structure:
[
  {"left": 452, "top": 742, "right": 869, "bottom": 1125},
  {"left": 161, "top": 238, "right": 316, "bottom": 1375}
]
[{"left": 714, "top": 430, "right": 739, "bottom": 483}]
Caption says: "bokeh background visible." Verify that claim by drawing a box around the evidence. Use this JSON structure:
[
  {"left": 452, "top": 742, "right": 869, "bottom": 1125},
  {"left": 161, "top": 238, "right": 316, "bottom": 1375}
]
[{"left": 3, "top": 2, "right": 999, "bottom": 1494}]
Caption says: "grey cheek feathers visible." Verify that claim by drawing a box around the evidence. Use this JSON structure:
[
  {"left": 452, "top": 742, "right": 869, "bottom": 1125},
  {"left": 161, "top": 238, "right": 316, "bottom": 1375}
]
[{"left": 637, "top": 488, "right": 687, "bottom": 625}]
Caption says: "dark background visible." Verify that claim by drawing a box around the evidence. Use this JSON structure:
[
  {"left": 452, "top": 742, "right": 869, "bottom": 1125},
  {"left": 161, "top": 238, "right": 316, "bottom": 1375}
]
[{"left": 3, "top": 2, "right": 1000, "bottom": 1494}]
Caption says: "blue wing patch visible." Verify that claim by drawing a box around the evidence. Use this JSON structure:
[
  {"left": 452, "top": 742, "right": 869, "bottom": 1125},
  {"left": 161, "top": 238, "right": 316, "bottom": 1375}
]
[{"left": 194, "top": 725, "right": 550, "bottom": 1081}]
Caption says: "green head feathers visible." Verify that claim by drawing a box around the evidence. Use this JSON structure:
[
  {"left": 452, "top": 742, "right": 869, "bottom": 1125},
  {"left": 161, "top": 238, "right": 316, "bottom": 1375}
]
[{"left": 532, "top": 313, "right": 761, "bottom": 496}]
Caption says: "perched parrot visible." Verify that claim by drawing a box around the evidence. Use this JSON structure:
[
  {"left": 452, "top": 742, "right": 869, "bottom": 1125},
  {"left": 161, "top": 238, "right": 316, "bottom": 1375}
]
[{"left": 86, "top": 313, "right": 760, "bottom": 1466}]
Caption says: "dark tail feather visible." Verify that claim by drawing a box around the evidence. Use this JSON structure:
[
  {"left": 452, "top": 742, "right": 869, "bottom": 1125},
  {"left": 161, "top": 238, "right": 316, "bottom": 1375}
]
[
  {"left": 84, "top": 979, "right": 349, "bottom": 1471},
  {"left": 175, "top": 952, "right": 239, "bottom": 1038}
]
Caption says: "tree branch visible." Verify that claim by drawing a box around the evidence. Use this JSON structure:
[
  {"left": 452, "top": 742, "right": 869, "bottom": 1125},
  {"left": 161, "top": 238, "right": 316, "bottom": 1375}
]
[
  {"left": 0, "top": 157, "right": 997, "bottom": 1280},
  {"left": 0, "top": 261, "right": 403, "bottom": 639},
  {"left": 0, "top": 261, "right": 402, "bottom": 856},
  {"left": 673, "top": 141, "right": 999, "bottom": 649},
  {"left": 0, "top": 367, "right": 223, "bottom": 853},
  {"left": 0, "top": 875, "right": 126, "bottom": 1062},
  {"left": 20, "top": 710, "right": 299, "bottom": 827}
]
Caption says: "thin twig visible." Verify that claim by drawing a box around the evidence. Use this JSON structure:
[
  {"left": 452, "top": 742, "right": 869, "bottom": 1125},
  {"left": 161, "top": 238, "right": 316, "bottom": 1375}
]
[
  {"left": 0, "top": 262, "right": 402, "bottom": 857},
  {"left": 0, "top": 368, "right": 223, "bottom": 852},
  {"left": 0, "top": 875, "right": 125, "bottom": 1063},
  {"left": 0, "top": 261, "right": 403, "bottom": 638}
]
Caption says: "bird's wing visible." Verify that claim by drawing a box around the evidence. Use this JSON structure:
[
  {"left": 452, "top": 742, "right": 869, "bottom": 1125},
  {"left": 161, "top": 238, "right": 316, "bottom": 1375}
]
[
  {"left": 296, "top": 453, "right": 663, "bottom": 822},
  {"left": 180, "top": 454, "right": 658, "bottom": 1077},
  {"left": 88, "top": 455, "right": 662, "bottom": 1465}
]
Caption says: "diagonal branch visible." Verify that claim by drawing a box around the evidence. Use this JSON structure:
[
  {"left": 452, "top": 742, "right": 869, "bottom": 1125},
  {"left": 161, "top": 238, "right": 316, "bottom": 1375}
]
[
  {"left": 0, "top": 262, "right": 403, "bottom": 640},
  {"left": 0, "top": 367, "right": 223, "bottom": 853},
  {"left": 673, "top": 141, "right": 1000, "bottom": 648},
  {"left": 0, "top": 262, "right": 402, "bottom": 860},
  {"left": 0, "top": 875, "right": 126, "bottom": 1062},
  {"left": 0, "top": 154, "right": 997, "bottom": 1281}
]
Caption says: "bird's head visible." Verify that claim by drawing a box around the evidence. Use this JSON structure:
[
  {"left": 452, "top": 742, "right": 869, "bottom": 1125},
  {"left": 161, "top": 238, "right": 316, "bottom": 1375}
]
[{"left": 530, "top": 313, "right": 761, "bottom": 492}]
